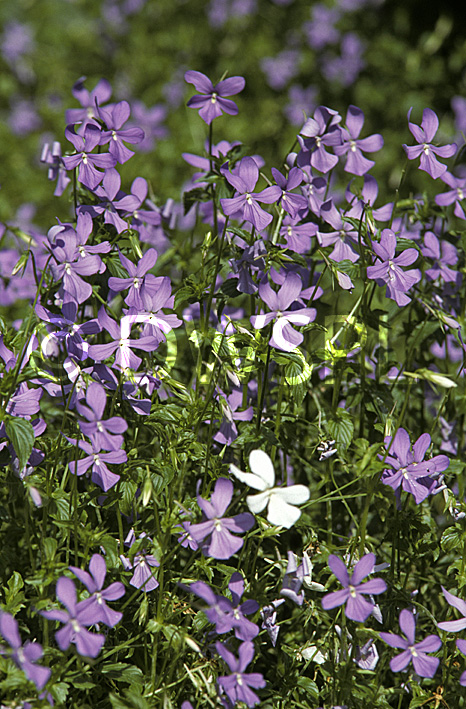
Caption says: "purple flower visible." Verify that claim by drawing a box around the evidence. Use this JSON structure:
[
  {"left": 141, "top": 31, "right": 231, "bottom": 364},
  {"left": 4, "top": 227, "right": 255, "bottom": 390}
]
[
  {"left": 220, "top": 157, "right": 281, "bottom": 232},
  {"left": 380, "top": 609, "right": 441, "bottom": 677},
  {"left": 381, "top": 427, "right": 449, "bottom": 504},
  {"left": 76, "top": 381, "right": 127, "bottom": 450},
  {"left": 65, "top": 76, "right": 113, "bottom": 130},
  {"left": 48, "top": 228, "right": 102, "bottom": 305},
  {"left": 334, "top": 105, "right": 383, "bottom": 176},
  {"left": 107, "top": 248, "right": 160, "bottom": 310},
  {"left": 421, "top": 231, "right": 459, "bottom": 284},
  {"left": 88, "top": 306, "right": 159, "bottom": 371},
  {"left": 280, "top": 551, "right": 311, "bottom": 606},
  {"left": 0, "top": 612, "right": 51, "bottom": 690},
  {"left": 41, "top": 577, "right": 105, "bottom": 658},
  {"left": 271, "top": 167, "right": 308, "bottom": 218},
  {"left": 216, "top": 640, "right": 266, "bottom": 707},
  {"left": 189, "top": 478, "right": 255, "bottom": 559},
  {"left": 36, "top": 300, "right": 100, "bottom": 361},
  {"left": 260, "top": 599, "right": 285, "bottom": 647},
  {"left": 185, "top": 70, "right": 245, "bottom": 125},
  {"left": 403, "top": 108, "right": 456, "bottom": 180},
  {"left": 318, "top": 199, "right": 360, "bottom": 262},
  {"left": 321, "top": 553, "right": 387, "bottom": 622},
  {"left": 68, "top": 438, "right": 127, "bottom": 491},
  {"left": 62, "top": 124, "right": 116, "bottom": 191},
  {"left": 98, "top": 100, "right": 145, "bottom": 163},
  {"left": 120, "top": 530, "right": 160, "bottom": 592},
  {"left": 367, "top": 228, "right": 421, "bottom": 306},
  {"left": 437, "top": 587, "right": 466, "bottom": 633},
  {"left": 435, "top": 171, "right": 466, "bottom": 220},
  {"left": 188, "top": 573, "right": 259, "bottom": 641},
  {"left": 297, "top": 106, "right": 342, "bottom": 174},
  {"left": 69, "top": 553, "right": 125, "bottom": 627},
  {"left": 81, "top": 168, "right": 139, "bottom": 234},
  {"left": 456, "top": 638, "right": 466, "bottom": 685},
  {"left": 250, "top": 272, "right": 316, "bottom": 352}
]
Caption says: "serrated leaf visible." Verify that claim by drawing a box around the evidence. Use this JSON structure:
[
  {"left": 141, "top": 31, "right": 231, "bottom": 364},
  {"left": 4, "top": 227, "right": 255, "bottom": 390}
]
[
  {"left": 4, "top": 416, "right": 34, "bottom": 471},
  {"left": 328, "top": 410, "right": 354, "bottom": 451}
]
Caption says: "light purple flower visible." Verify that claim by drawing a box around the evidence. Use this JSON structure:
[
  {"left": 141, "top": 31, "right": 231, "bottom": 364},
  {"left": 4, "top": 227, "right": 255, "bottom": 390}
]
[
  {"left": 185, "top": 70, "right": 245, "bottom": 125},
  {"left": 220, "top": 156, "right": 281, "bottom": 232},
  {"left": 437, "top": 587, "right": 466, "bottom": 633},
  {"left": 456, "top": 638, "right": 466, "bottom": 685},
  {"left": 334, "top": 105, "right": 383, "bottom": 176},
  {"left": 435, "top": 171, "right": 466, "bottom": 220},
  {"left": 367, "top": 228, "right": 421, "bottom": 306},
  {"left": 297, "top": 106, "right": 342, "bottom": 174},
  {"left": 188, "top": 573, "right": 259, "bottom": 641},
  {"left": 250, "top": 272, "right": 316, "bottom": 352},
  {"left": 98, "top": 100, "right": 144, "bottom": 163},
  {"left": 421, "top": 231, "right": 458, "bottom": 284},
  {"left": 321, "top": 553, "right": 386, "bottom": 622},
  {"left": 271, "top": 167, "right": 308, "bottom": 218},
  {"left": 380, "top": 609, "right": 441, "bottom": 677},
  {"left": 76, "top": 381, "right": 127, "bottom": 450},
  {"left": 69, "top": 553, "right": 125, "bottom": 627},
  {"left": 62, "top": 124, "right": 116, "bottom": 191},
  {"left": 189, "top": 478, "right": 255, "bottom": 559},
  {"left": 120, "top": 531, "right": 160, "bottom": 592},
  {"left": 88, "top": 306, "right": 159, "bottom": 371},
  {"left": 216, "top": 640, "right": 266, "bottom": 708},
  {"left": 403, "top": 108, "right": 456, "bottom": 180},
  {"left": 68, "top": 438, "right": 127, "bottom": 491},
  {"left": 381, "top": 427, "right": 449, "bottom": 504},
  {"left": 65, "top": 76, "right": 113, "bottom": 130},
  {"left": 41, "top": 577, "right": 105, "bottom": 658},
  {"left": 0, "top": 612, "right": 51, "bottom": 690}
]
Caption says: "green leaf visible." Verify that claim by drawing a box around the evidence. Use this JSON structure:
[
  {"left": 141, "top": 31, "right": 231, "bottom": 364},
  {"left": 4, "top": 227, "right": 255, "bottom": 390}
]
[
  {"left": 4, "top": 416, "right": 34, "bottom": 471},
  {"left": 441, "top": 526, "right": 463, "bottom": 553},
  {"left": 328, "top": 409, "right": 354, "bottom": 451},
  {"left": 296, "top": 676, "right": 319, "bottom": 701}
]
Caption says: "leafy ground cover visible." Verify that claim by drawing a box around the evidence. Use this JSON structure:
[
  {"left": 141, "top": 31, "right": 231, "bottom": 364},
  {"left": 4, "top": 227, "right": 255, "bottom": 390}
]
[{"left": 1, "top": 1, "right": 466, "bottom": 708}]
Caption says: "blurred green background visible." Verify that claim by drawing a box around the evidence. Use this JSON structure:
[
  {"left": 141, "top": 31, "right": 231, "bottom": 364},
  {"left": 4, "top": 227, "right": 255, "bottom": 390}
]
[{"left": 0, "top": 0, "right": 465, "bottom": 231}]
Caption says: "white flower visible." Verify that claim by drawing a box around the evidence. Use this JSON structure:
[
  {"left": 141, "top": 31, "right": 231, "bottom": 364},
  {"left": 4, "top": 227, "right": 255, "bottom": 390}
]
[{"left": 229, "top": 449, "right": 310, "bottom": 529}]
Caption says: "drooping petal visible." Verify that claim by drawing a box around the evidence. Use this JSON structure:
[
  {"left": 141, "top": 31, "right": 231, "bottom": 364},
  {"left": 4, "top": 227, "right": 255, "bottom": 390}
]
[{"left": 266, "top": 492, "right": 302, "bottom": 528}]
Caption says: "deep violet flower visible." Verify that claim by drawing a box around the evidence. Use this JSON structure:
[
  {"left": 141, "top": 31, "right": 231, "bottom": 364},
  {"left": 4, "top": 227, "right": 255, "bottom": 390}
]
[
  {"left": 380, "top": 609, "right": 441, "bottom": 678},
  {"left": 220, "top": 156, "right": 281, "bottom": 232},
  {"left": 421, "top": 231, "right": 458, "bottom": 284},
  {"left": 230, "top": 449, "right": 310, "bottom": 529},
  {"left": 367, "top": 228, "right": 421, "bottom": 306},
  {"left": 184, "top": 70, "right": 245, "bottom": 124},
  {"left": 189, "top": 478, "right": 255, "bottom": 559},
  {"left": 216, "top": 640, "right": 266, "bottom": 708},
  {"left": 41, "top": 577, "right": 105, "bottom": 658},
  {"left": 321, "top": 553, "right": 387, "bottom": 622},
  {"left": 403, "top": 108, "right": 456, "bottom": 180},
  {"left": 334, "top": 105, "right": 383, "bottom": 176},
  {"left": 0, "top": 612, "right": 51, "bottom": 690},
  {"left": 81, "top": 168, "right": 139, "bottom": 233},
  {"left": 69, "top": 554, "right": 125, "bottom": 627}
]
